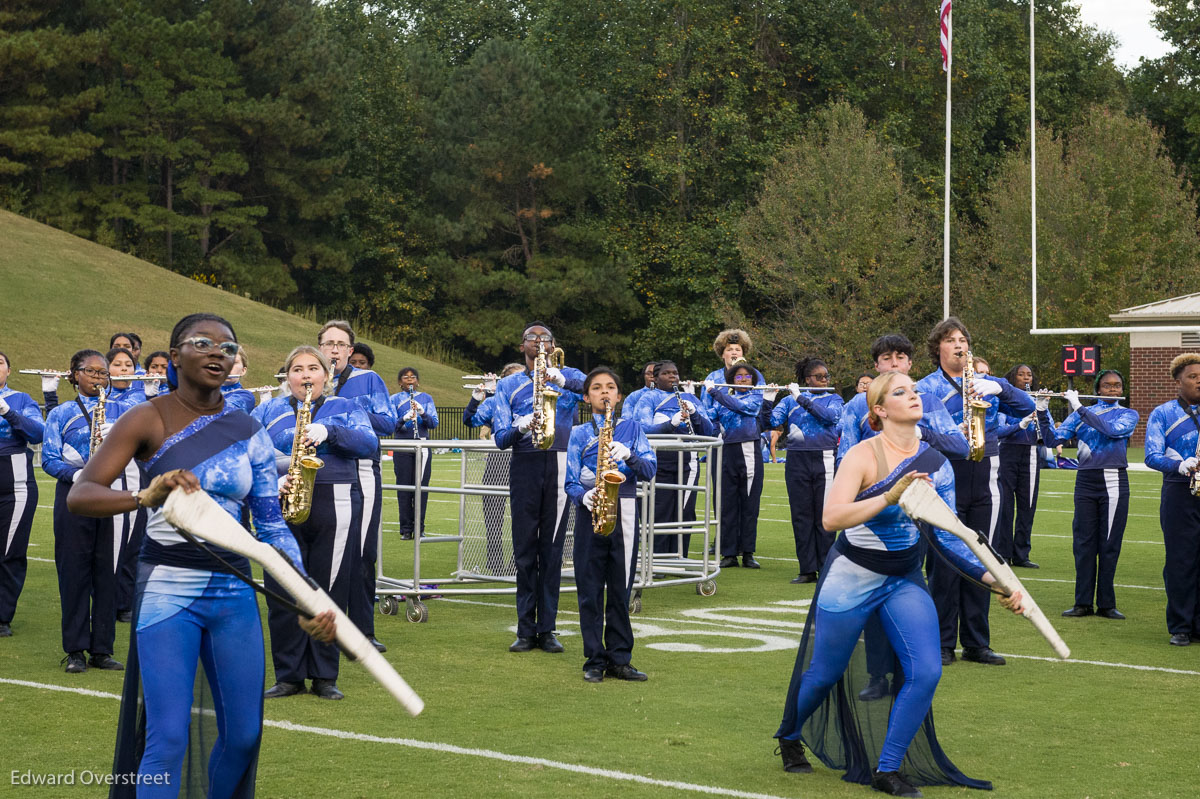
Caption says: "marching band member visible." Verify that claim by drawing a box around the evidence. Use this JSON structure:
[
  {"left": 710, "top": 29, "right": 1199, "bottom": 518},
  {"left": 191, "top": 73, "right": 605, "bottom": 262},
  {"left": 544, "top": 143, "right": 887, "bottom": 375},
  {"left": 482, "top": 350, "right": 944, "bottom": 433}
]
[
  {"left": 391, "top": 367, "right": 438, "bottom": 540},
  {"left": 995, "top": 364, "right": 1042, "bottom": 568},
  {"left": 706, "top": 361, "right": 766, "bottom": 569},
  {"left": 492, "top": 322, "right": 587, "bottom": 654},
  {"left": 837, "top": 335, "right": 967, "bottom": 466},
  {"left": 41, "top": 350, "right": 128, "bottom": 672},
  {"left": 774, "top": 371, "right": 1023, "bottom": 797},
  {"left": 141, "top": 351, "right": 170, "bottom": 400},
  {"left": 915, "top": 318, "right": 1034, "bottom": 666},
  {"left": 110, "top": 332, "right": 145, "bottom": 374},
  {"left": 349, "top": 342, "right": 375, "bottom": 370},
  {"left": 565, "top": 367, "right": 656, "bottom": 682},
  {"left": 107, "top": 347, "right": 147, "bottom": 405},
  {"left": 855, "top": 373, "right": 874, "bottom": 394},
  {"left": 253, "top": 345, "right": 376, "bottom": 700},
  {"left": 699, "top": 329, "right": 765, "bottom": 416},
  {"left": 108, "top": 347, "right": 149, "bottom": 623},
  {"left": 0, "top": 350, "right": 44, "bottom": 637},
  {"left": 317, "top": 321, "right": 396, "bottom": 654},
  {"left": 464, "top": 363, "right": 524, "bottom": 574},
  {"left": 771, "top": 357, "right": 843, "bottom": 584},
  {"left": 1037, "top": 370, "right": 1137, "bottom": 620},
  {"left": 220, "top": 347, "right": 257, "bottom": 413},
  {"left": 69, "top": 313, "right": 333, "bottom": 796},
  {"left": 631, "top": 360, "right": 713, "bottom": 555},
  {"left": 1145, "top": 353, "right": 1200, "bottom": 646},
  {"left": 620, "top": 360, "right": 658, "bottom": 421}
]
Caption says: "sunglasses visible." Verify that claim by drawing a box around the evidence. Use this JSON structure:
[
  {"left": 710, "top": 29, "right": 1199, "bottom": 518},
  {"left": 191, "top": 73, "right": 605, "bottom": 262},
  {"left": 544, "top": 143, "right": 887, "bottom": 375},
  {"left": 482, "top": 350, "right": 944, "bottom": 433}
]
[{"left": 180, "top": 336, "right": 240, "bottom": 358}]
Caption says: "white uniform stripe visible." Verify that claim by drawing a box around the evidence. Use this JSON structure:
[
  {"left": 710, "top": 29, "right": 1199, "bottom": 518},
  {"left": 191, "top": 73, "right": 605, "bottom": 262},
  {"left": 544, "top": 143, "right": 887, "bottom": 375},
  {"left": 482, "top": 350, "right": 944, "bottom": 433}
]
[
  {"left": 620, "top": 497, "right": 637, "bottom": 588},
  {"left": 554, "top": 452, "right": 569, "bottom": 540},
  {"left": 1027, "top": 446, "right": 1038, "bottom": 509},
  {"left": 1104, "top": 469, "right": 1120, "bottom": 540},
  {"left": 740, "top": 442, "right": 755, "bottom": 496},
  {"left": 682, "top": 452, "right": 699, "bottom": 509},
  {"left": 5, "top": 454, "right": 28, "bottom": 557},
  {"left": 330, "top": 483, "right": 353, "bottom": 586},
  {"left": 357, "top": 459, "right": 376, "bottom": 555},
  {"left": 822, "top": 450, "right": 835, "bottom": 504},
  {"left": 986, "top": 455, "right": 1001, "bottom": 544}
]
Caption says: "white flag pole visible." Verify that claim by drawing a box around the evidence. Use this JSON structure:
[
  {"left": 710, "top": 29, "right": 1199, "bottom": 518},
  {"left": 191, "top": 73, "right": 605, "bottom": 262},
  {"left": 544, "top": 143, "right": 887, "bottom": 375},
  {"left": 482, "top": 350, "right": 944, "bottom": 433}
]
[
  {"left": 943, "top": 3, "right": 953, "bottom": 320},
  {"left": 1030, "top": 0, "right": 1038, "bottom": 330}
]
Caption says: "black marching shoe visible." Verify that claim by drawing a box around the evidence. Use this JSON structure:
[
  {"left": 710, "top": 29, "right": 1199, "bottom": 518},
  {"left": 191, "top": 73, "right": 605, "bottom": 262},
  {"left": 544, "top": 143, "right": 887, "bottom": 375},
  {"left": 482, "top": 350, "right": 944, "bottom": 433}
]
[
  {"left": 116, "top": 610, "right": 133, "bottom": 624},
  {"left": 1011, "top": 559, "right": 1039, "bottom": 569},
  {"left": 1169, "top": 633, "right": 1191, "bottom": 647},
  {"left": 538, "top": 633, "right": 565, "bottom": 653},
  {"left": 790, "top": 572, "right": 817, "bottom": 584},
  {"left": 88, "top": 653, "right": 124, "bottom": 671},
  {"left": 1096, "top": 607, "right": 1125, "bottom": 620},
  {"left": 742, "top": 553, "right": 761, "bottom": 569},
  {"left": 0, "top": 622, "right": 11, "bottom": 637},
  {"left": 940, "top": 647, "right": 955, "bottom": 666},
  {"left": 1062, "top": 605, "right": 1094, "bottom": 618},
  {"left": 369, "top": 637, "right": 387, "bottom": 653},
  {"left": 858, "top": 676, "right": 890, "bottom": 702},
  {"left": 961, "top": 647, "right": 1006, "bottom": 666},
  {"left": 310, "top": 678, "right": 344, "bottom": 700},
  {"left": 776, "top": 737, "right": 813, "bottom": 774},
  {"left": 264, "top": 680, "right": 306, "bottom": 698},
  {"left": 583, "top": 668, "right": 604, "bottom": 683},
  {"left": 871, "top": 769, "right": 923, "bottom": 798},
  {"left": 605, "top": 663, "right": 648, "bottom": 681},
  {"left": 509, "top": 636, "right": 537, "bottom": 653},
  {"left": 719, "top": 556, "right": 739, "bottom": 568},
  {"left": 400, "top": 531, "right": 414, "bottom": 541},
  {"left": 62, "top": 651, "right": 87, "bottom": 674}
]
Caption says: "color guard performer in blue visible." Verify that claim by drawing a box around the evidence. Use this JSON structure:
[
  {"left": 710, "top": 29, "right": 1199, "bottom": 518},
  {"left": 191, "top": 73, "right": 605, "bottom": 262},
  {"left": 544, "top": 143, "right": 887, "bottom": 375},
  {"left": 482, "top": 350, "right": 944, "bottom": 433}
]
[
  {"left": 706, "top": 361, "right": 766, "bottom": 569},
  {"left": 771, "top": 357, "right": 843, "bottom": 584},
  {"left": 70, "top": 313, "right": 334, "bottom": 798},
  {"left": 774, "top": 372, "right": 1023, "bottom": 798},
  {"left": 0, "top": 350, "right": 44, "bottom": 638},
  {"left": 631, "top": 361, "right": 713, "bottom": 555},
  {"left": 995, "top": 364, "right": 1042, "bottom": 568},
  {"left": 565, "top": 367, "right": 657, "bottom": 682},
  {"left": 391, "top": 367, "right": 438, "bottom": 540},
  {"left": 1037, "top": 370, "right": 1136, "bottom": 620},
  {"left": 1145, "top": 353, "right": 1200, "bottom": 646},
  {"left": 464, "top": 364, "right": 524, "bottom": 574},
  {"left": 254, "top": 345, "right": 376, "bottom": 700},
  {"left": 318, "top": 321, "right": 397, "bottom": 653},
  {"left": 41, "top": 350, "right": 129, "bottom": 673},
  {"left": 916, "top": 318, "right": 1034, "bottom": 667},
  {"left": 493, "top": 322, "right": 587, "bottom": 653}
]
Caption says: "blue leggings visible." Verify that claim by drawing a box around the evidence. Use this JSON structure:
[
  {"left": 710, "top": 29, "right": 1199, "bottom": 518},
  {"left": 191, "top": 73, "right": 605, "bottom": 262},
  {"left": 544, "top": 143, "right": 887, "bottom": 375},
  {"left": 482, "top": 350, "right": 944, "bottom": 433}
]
[
  {"left": 136, "top": 590, "right": 265, "bottom": 798},
  {"left": 785, "top": 580, "right": 942, "bottom": 772}
]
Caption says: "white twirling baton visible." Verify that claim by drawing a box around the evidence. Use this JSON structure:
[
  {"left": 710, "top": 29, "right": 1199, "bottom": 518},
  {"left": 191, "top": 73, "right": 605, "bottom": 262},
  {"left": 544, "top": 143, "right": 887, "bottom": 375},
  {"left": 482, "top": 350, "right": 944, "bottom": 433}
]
[
  {"left": 899, "top": 479, "right": 1070, "bottom": 660},
  {"left": 161, "top": 487, "right": 424, "bottom": 715}
]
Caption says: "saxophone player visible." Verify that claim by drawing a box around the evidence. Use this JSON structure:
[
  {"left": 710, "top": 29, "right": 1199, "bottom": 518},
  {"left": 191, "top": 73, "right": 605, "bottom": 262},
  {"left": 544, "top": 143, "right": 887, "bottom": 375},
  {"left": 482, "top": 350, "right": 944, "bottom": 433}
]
[
  {"left": 915, "top": 318, "right": 1034, "bottom": 667},
  {"left": 564, "top": 367, "right": 656, "bottom": 682},
  {"left": 492, "top": 322, "right": 587, "bottom": 654},
  {"left": 390, "top": 367, "right": 438, "bottom": 541},
  {"left": 252, "top": 346, "right": 377, "bottom": 700}
]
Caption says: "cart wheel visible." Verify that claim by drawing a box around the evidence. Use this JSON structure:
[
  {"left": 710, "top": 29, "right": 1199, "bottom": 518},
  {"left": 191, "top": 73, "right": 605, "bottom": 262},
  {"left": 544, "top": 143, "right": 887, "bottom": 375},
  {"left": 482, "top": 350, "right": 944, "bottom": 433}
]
[
  {"left": 406, "top": 600, "right": 429, "bottom": 623},
  {"left": 629, "top": 596, "right": 642, "bottom": 614},
  {"left": 696, "top": 580, "right": 717, "bottom": 597},
  {"left": 379, "top": 596, "right": 400, "bottom": 616}
]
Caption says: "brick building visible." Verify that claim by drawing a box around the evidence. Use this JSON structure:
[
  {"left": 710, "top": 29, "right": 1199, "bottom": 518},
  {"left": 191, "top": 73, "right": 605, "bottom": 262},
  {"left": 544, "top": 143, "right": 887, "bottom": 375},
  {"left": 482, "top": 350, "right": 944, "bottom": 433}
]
[{"left": 1110, "top": 293, "right": 1200, "bottom": 445}]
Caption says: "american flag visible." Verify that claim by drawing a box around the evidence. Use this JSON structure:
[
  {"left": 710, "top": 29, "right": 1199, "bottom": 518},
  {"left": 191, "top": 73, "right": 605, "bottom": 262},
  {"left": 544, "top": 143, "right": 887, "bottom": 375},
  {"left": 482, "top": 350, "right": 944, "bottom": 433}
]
[{"left": 940, "top": 0, "right": 952, "bottom": 71}]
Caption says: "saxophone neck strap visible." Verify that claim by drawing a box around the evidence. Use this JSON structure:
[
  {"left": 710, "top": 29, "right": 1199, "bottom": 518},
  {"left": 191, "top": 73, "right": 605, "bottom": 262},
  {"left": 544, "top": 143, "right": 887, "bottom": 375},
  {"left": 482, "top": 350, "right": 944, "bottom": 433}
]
[
  {"left": 288, "top": 395, "right": 326, "bottom": 415},
  {"left": 1176, "top": 398, "right": 1200, "bottom": 436}
]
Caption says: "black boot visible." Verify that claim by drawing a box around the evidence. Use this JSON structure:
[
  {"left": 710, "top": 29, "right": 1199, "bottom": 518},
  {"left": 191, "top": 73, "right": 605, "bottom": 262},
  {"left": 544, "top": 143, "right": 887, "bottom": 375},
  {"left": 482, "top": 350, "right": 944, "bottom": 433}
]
[
  {"left": 776, "top": 738, "right": 813, "bottom": 773},
  {"left": 871, "top": 769, "right": 922, "bottom": 797},
  {"left": 858, "top": 675, "right": 889, "bottom": 702}
]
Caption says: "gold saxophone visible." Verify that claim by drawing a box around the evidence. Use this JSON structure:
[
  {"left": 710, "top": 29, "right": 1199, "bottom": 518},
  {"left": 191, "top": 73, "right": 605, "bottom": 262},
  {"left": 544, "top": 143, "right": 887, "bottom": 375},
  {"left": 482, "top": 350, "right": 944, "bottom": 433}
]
[
  {"left": 591, "top": 399, "right": 625, "bottom": 535},
  {"left": 962, "top": 349, "right": 988, "bottom": 462},
  {"left": 531, "top": 342, "right": 564, "bottom": 450},
  {"left": 90, "top": 388, "right": 107, "bottom": 454},
  {"left": 281, "top": 383, "right": 325, "bottom": 524}
]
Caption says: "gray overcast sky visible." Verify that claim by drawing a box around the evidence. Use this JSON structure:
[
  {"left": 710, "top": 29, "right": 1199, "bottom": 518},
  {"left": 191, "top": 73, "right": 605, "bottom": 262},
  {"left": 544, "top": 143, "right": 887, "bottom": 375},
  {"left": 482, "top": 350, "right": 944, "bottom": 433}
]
[{"left": 1071, "top": 0, "right": 1171, "bottom": 69}]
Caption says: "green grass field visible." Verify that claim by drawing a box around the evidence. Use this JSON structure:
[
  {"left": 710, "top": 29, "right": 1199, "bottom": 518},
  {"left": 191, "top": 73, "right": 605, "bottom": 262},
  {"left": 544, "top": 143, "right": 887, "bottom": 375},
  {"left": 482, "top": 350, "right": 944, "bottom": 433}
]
[
  {"left": 0, "top": 209, "right": 466, "bottom": 404},
  {"left": 3, "top": 453, "right": 1197, "bottom": 798}
]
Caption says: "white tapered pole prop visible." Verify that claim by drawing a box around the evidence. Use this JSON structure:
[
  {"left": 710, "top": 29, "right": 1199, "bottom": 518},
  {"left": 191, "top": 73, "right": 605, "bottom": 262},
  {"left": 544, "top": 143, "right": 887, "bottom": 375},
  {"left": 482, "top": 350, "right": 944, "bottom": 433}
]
[
  {"left": 161, "top": 487, "right": 424, "bottom": 715},
  {"left": 899, "top": 479, "right": 1069, "bottom": 659}
]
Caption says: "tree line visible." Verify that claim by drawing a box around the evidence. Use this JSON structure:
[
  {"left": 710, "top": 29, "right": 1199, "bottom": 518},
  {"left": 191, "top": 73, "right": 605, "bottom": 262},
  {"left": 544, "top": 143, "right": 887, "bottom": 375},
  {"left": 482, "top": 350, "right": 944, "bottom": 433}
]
[{"left": 3, "top": 0, "right": 1199, "bottom": 385}]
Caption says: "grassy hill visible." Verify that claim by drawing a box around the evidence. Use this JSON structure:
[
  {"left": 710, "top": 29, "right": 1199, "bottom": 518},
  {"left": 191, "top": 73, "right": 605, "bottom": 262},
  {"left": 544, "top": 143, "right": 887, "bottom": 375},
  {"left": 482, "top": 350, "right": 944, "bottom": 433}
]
[{"left": 0, "top": 209, "right": 466, "bottom": 405}]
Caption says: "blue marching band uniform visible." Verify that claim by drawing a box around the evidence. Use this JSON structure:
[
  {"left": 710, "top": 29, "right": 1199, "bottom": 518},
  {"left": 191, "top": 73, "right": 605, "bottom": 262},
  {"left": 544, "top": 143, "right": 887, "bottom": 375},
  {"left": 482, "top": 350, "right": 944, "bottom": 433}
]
[
  {"left": 995, "top": 410, "right": 1043, "bottom": 565},
  {"left": 707, "top": 382, "right": 766, "bottom": 561},
  {"left": 220, "top": 379, "right": 259, "bottom": 414},
  {"left": 0, "top": 384, "right": 44, "bottom": 633},
  {"left": 390, "top": 384, "right": 438, "bottom": 539}
]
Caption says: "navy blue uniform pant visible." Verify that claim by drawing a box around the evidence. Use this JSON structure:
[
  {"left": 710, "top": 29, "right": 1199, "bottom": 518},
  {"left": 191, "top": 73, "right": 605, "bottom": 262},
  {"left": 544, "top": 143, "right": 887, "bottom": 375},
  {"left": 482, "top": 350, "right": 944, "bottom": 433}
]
[
  {"left": 996, "top": 443, "right": 1041, "bottom": 563},
  {"left": 393, "top": 449, "right": 431, "bottom": 536},
  {"left": 0, "top": 451, "right": 37, "bottom": 625},
  {"left": 1161, "top": 480, "right": 1200, "bottom": 635},
  {"left": 574, "top": 498, "right": 639, "bottom": 671},
  {"left": 266, "top": 481, "right": 361, "bottom": 683},
  {"left": 720, "top": 441, "right": 763, "bottom": 557},
  {"left": 929, "top": 456, "right": 998, "bottom": 650},
  {"left": 652, "top": 451, "right": 699, "bottom": 555},
  {"left": 784, "top": 449, "right": 835, "bottom": 574},
  {"left": 509, "top": 450, "right": 569, "bottom": 638},
  {"left": 350, "top": 459, "right": 382, "bottom": 637},
  {"left": 1072, "top": 469, "right": 1129, "bottom": 609},
  {"left": 53, "top": 480, "right": 116, "bottom": 655}
]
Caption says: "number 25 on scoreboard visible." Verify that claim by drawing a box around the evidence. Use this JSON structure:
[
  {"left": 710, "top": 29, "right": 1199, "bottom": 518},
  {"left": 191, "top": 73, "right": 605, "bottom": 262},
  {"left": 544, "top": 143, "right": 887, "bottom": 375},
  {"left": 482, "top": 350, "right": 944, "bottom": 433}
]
[{"left": 1060, "top": 344, "right": 1100, "bottom": 377}]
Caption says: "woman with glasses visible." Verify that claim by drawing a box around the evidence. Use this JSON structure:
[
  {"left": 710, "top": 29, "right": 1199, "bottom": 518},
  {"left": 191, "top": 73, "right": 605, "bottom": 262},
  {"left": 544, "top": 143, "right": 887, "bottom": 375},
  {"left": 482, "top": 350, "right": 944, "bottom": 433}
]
[
  {"left": 0, "top": 350, "right": 44, "bottom": 638},
  {"left": 771, "top": 356, "right": 843, "bottom": 584},
  {"left": 41, "top": 350, "right": 130, "bottom": 673},
  {"left": 68, "top": 314, "right": 334, "bottom": 796},
  {"left": 253, "top": 345, "right": 376, "bottom": 700},
  {"left": 391, "top": 367, "right": 438, "bottom": 540}
]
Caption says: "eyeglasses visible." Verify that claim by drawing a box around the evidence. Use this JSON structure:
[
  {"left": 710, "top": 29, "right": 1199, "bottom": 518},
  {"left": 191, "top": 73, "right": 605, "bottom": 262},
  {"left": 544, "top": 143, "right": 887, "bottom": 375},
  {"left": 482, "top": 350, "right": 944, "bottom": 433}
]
[
  {"left": 180, "top": 336, "right": 240, "bottom": 358},
  {"left": 78, "top": 368, "right": 109, "bottom": 378},
  {"left": 523, "top": 334, "right": 553, "bottom": 343},
  {"left": 320, "top": 341, "right": 351, "bottom": 350}
]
